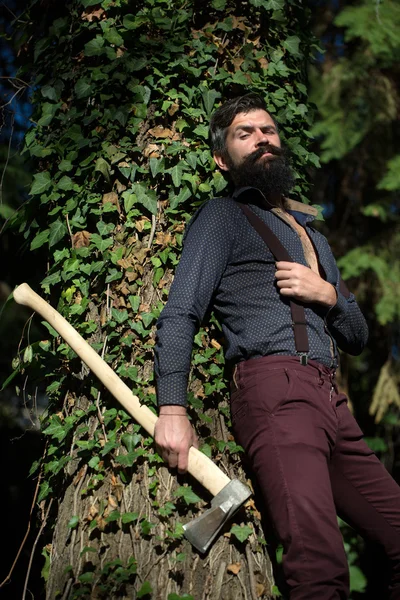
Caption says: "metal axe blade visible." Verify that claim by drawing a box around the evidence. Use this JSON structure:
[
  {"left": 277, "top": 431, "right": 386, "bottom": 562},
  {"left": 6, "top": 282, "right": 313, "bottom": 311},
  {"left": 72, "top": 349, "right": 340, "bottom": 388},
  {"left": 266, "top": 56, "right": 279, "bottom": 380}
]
[{"left": 183, "top": 479, "right": 251, "bottom": 553}]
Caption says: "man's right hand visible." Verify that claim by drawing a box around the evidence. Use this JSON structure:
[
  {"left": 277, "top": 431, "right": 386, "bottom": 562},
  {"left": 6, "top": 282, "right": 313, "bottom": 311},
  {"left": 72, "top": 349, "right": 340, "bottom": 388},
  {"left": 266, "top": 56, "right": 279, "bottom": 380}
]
[{"left": 154, "top": 406, "right": 199, "bottom": 474}]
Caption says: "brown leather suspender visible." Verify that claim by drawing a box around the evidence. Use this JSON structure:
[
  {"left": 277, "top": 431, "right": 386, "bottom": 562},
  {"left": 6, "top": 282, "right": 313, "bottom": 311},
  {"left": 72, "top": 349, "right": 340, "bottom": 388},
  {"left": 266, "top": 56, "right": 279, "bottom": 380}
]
[{"left": 238, "top": 203, "right": 310, "bottom": 365}]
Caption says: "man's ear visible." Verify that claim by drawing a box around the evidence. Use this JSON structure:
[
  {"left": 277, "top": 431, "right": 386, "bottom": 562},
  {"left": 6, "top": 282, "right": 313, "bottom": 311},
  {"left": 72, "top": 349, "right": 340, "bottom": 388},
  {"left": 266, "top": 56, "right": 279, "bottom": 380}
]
[{"left": 213, "top": 152, "right": 229, "bottom": 172}]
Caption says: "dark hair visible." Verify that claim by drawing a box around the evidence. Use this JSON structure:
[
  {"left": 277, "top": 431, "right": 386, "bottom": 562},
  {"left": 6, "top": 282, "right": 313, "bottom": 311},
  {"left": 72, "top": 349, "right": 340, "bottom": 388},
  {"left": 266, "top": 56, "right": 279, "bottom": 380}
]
[{"left": 209, "top": 93, "right": 277, "bottom": 156}]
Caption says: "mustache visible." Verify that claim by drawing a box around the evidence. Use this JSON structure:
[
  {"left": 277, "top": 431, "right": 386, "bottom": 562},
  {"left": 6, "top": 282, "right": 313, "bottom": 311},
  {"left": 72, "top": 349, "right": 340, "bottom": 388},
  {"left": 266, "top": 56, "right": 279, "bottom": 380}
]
[{"left": 246, "top": 144, "right": 284, "bottom": 164}]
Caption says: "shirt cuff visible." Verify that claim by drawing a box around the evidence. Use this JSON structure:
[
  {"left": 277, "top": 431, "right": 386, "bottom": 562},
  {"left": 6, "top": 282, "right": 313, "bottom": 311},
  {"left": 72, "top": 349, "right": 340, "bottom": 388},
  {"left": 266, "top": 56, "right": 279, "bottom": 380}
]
[
  {"left": 156, "top": 373, "right": 188, "bottom": 407},
  {"left": 325, "top": 291, "right": 349, "bottom": 324}
]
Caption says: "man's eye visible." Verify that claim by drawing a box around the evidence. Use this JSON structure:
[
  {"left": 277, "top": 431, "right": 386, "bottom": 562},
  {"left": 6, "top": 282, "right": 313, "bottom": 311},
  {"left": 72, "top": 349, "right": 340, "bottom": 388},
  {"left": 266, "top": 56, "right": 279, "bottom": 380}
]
[{"left": 240, "top": 134, "right": 249, "bottom": 139}]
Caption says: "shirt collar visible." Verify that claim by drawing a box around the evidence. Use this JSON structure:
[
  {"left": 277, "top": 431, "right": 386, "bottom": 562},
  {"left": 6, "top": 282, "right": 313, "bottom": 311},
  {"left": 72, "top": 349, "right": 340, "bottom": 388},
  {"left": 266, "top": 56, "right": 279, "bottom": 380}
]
[{"left": 232, "top": 186, "right": 317, "bottom": 223}]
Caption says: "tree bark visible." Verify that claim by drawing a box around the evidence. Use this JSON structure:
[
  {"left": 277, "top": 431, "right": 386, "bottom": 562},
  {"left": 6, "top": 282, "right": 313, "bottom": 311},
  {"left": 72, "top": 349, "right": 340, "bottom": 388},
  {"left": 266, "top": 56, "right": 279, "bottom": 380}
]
[{"left": 14, "top": 1, "right": 316, "bottom": 597}]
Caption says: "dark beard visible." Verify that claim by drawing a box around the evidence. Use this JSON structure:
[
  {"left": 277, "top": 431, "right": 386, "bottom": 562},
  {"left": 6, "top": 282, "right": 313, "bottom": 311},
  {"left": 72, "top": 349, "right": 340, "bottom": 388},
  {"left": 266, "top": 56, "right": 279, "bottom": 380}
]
[{"left": 226, "top": 145, "right": 295, "bottom": 208}]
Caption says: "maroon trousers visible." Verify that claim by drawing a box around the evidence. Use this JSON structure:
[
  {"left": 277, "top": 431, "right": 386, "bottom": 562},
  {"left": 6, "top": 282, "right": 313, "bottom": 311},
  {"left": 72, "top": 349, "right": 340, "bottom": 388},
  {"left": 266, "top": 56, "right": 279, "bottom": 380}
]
[{"left": 230, "top": 356, "right": 400, "bottom": 599}]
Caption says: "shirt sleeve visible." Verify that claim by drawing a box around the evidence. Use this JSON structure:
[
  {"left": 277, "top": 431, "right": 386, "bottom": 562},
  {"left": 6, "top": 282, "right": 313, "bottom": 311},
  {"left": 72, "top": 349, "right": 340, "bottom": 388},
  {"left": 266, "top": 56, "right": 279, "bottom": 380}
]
[
  {"left": 325, "top": 264, "right": 369, "bottom": 356},
  {"left": 154, "top": 199, "right": 235, "bottom": 407}
]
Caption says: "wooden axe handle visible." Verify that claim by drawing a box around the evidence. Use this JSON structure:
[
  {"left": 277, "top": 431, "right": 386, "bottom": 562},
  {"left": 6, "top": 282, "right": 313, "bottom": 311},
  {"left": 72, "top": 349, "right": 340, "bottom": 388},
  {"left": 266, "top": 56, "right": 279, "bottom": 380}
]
[{"left": 13, "top": 283, "right": 231, "bottom": 497}]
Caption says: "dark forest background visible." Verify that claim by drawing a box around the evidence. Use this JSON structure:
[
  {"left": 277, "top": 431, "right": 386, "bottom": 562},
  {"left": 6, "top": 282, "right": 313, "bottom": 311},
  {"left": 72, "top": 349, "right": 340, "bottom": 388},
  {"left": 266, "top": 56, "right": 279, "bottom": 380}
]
[{"left": 1, "top": 0, "right": 399, "bottom": 598}]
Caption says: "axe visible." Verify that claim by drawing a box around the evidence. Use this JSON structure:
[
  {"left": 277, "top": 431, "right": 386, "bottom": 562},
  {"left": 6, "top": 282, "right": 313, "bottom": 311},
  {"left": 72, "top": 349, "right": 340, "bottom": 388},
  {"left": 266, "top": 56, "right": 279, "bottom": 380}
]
[{"left": 13, "top": 283, "right": 251, "bottom": 552}]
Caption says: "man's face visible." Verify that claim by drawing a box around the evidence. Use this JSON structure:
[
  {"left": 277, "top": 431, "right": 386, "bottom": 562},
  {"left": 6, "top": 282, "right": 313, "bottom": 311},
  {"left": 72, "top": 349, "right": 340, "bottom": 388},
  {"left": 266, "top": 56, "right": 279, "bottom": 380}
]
[
  {"left": 213, "top": 108, "right": 294, "bottom": 203},
  {"left": 214, "top": 109, "right": 281, "bottom": 171}
]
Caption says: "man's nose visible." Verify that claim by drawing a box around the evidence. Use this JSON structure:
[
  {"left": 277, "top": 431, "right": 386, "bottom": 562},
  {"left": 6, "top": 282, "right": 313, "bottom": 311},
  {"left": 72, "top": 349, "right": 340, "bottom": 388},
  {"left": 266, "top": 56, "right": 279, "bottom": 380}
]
[{"left": 255, "top": 129, "right": 270, "bottom": 146}]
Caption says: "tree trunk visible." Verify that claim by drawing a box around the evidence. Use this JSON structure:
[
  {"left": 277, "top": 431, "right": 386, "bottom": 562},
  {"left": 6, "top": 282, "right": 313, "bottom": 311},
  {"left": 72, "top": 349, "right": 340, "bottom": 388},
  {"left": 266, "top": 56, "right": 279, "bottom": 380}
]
[{"left": 14, "top": 1, "right": 316, "bottom": 597}]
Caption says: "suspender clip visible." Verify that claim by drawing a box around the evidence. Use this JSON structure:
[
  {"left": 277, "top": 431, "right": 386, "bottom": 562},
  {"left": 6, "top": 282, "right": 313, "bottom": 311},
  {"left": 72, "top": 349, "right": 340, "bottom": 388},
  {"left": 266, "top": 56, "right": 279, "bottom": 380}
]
[{"left": 298, "top": 353, "right": 308, "bottom": 366}]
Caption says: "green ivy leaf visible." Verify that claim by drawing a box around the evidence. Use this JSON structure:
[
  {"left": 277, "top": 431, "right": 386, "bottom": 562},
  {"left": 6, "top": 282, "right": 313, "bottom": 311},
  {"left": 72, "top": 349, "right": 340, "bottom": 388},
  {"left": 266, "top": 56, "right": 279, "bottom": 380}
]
[
  {"left": 123, "top": 14, "right": 148, "bottom": 30},
  {"left": 283, "top": 36, "right": 301, "bottom": 56},
  {"left": 30, "top": 172, "right": 51, "bottom": 195},
  {"left": 137, "top": 581, "right": 152, "bottom": 598},
  {"left": 41, "top": 546, "right": 51, "bottom": 582},
  {"left": 140, "top": 518, "right": 155, "bottom": 535},
  {"left": 193, "top": 124, "right": 209, "bottom": 139},
  {"left": 201, "top": 88, "right": 221, "bottom": 116},
  {"left": 250, "top": 0, "right": 284, "bottom": 8},
  {"left": 23, "top": 345, "right": 33, "bottom": 363},
  {"left": 88, "top": 456, "right": 100, "bottom": 469},
  {"left": 173, "top": 486, "right": 202, "bottom": 505},
  {"left": 132, "top": 183, "right": 157, "bottom": 215},
  {"left": 185, "top": 152, "right": 197, "bottom": 170},
  {"left": 84, "top": 35, "right": 105, "bottom": 57},
  {"left": 59, "top": 160, "right": 73, "bottom": 172},
  {"left": 80, "top": 546, "right": 97, "bottom": 557},
  {"left": 158, "top": 502, "right": 176, "bottom": 517},
  {"left": 38, "top": 481, "right": 52, "bottom": 503},
  {"left": 106, "top": 511, "right": 121, "bottom": 522},
  {"left": 68, "top": 516, "right": 79, "bottom": 529},
  {"left": 149, "top": 157, "right": 164, "bottom": 178},
  {"left": 121, "top": 432, "right": 141, "bottom": 452},
  {"left": 100, "top": 440, "right": 118, "bottom": 456},
  {"left": 37, "top": 102, "right": 61, "bottom": 127},
  {"left": 49, "top": 220, "right": 67, "bottom": 247},
  {"left": 90, "top": 234, "right": 113, "bottom": 252},
  {"left": 41, "top": 85, "right": 58, "bottom": 101},
  {"left": 95, "top": 157, "right": 111, "bottom": 182},
  {"left": 78, "top": 572, "right": 94, "bottom": 583},
  {"left": 199, "top": 443, "right": 212, "bottom": 458},
  {"left": 111, "top": 308, "right": 129, "bottom": 323},
  {"left": 104, "top": 27, "right": 124, "bottom": 47},
  {"left": 31, "top": 229, "right": 50, "bottom": 250},
  {"left": 349, "top": 565, "right": 367, "bottom": 593},
  {"left": 170, "top": 163, "right": 185, "bottom": 187},
  {"left": 57, "top": 175, "right": 74, "bottom": 191},
  {"left": 211, "top": 0, "right": 226, "bottom": 10},
  {"left": 364, "top": 437, "right": 388, "bottom": 453},
  {"left": 230, "top": 524, "right": 253, "bottom": 543},
  {"left": 121, "top": 512, "right": 139, "bottom": 524},
  {"left": 75, "top": 78, "right": 93, "bottom": 99},
  {"left": 169, "top": 186, "right": 191, "bottom": 209},
  {"left": 129, "top": 295, "right": 140, "bottom": 312},
  {"left": 115, "top": 448, "right": 146, "bottom": 466}
]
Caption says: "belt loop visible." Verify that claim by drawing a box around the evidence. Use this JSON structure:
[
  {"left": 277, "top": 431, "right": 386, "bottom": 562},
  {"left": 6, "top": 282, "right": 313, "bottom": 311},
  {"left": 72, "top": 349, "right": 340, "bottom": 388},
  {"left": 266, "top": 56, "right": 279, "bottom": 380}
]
[
  {"left": 232, "top": 364, "right": 239, "bottom": 390},
  {"left": 317, "top": 365, "right": 325, "bottom": 386}
]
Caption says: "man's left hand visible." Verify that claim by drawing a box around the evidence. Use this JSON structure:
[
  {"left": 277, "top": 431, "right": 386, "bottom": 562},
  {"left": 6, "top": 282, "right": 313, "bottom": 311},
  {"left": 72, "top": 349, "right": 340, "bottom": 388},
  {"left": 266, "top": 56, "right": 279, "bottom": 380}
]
[{"left": 275, "top": 261, "right": 337, "bottom": 307}]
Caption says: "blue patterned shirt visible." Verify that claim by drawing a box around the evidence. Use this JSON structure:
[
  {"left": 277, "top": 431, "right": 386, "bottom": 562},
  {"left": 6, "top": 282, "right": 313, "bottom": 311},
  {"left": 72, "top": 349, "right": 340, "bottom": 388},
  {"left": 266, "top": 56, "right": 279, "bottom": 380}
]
[{"left": 154, "top": 187, "right": 368, "bottom": 407}]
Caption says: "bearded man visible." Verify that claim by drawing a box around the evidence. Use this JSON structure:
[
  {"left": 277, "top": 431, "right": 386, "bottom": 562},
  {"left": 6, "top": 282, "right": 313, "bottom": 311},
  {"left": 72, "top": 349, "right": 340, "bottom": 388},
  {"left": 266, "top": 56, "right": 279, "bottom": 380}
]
[{"left": 153, "top": 94, "right": 400, "bottom": 599}]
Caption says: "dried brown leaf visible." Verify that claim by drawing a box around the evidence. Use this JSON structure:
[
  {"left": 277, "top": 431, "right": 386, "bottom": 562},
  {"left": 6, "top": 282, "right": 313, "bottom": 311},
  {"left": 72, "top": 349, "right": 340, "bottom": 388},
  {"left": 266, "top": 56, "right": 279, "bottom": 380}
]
[
  {"left": 115, "top": 179, "right": 127, "bottom": 193},
  {"left": 256, "top": 583, "right": 265, "bottom": 597},
  {"left": 81, "top": 8, "right": 105, "bottom": 22},
  {"left": 258, "top": 57, "right": 269, "bottom": 70},
  {"left": 135, "top": 217, "right": 150, "bottom": 232},
  {"left": 102, "top": 191, "right": 120, "bottom": 213},
  {"left": 139, "top": 303, "right": 151, "bottom": 313},
  {"left": 168, "top": 102, "right": 180, "bottom": 116},
  {"left": 73, "top": 466, "right": 86, "bottom": 486},
  {"left": 210, "top": 339, "right": 221, "bottom": 350},
  {"left": 232, "top": 57, "right": 244, "bottom": 72},
  {"left": 100, "top": 306, "right": 107, "bottom": 326},
  {"left": 148, "top": 126, "right": 174, "bottom": 138},
  {"left": 227, "top": 563, "right": 241, "bottom": 575},
  {"left": 107, "top": 495, "right": 118, "bottom": 509},
  {"left": 143, "top": 144, "right": 160, "bottom": 158},
  {"left": 126, "top": 271, "right": 139, "bottom": 282},
  {"left": 155, "top": 231, "right": 172, "bottom": 247},
  {"left": 72, "top": 230, "right": 90, "bottom": 249}
]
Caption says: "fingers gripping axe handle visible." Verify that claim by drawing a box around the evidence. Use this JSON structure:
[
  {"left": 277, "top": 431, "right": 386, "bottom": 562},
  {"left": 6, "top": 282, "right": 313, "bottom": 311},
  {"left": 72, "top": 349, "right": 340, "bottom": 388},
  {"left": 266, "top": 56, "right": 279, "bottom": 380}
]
[{"left": 14, "top": 284, "right": 251, "bottom": 551}]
